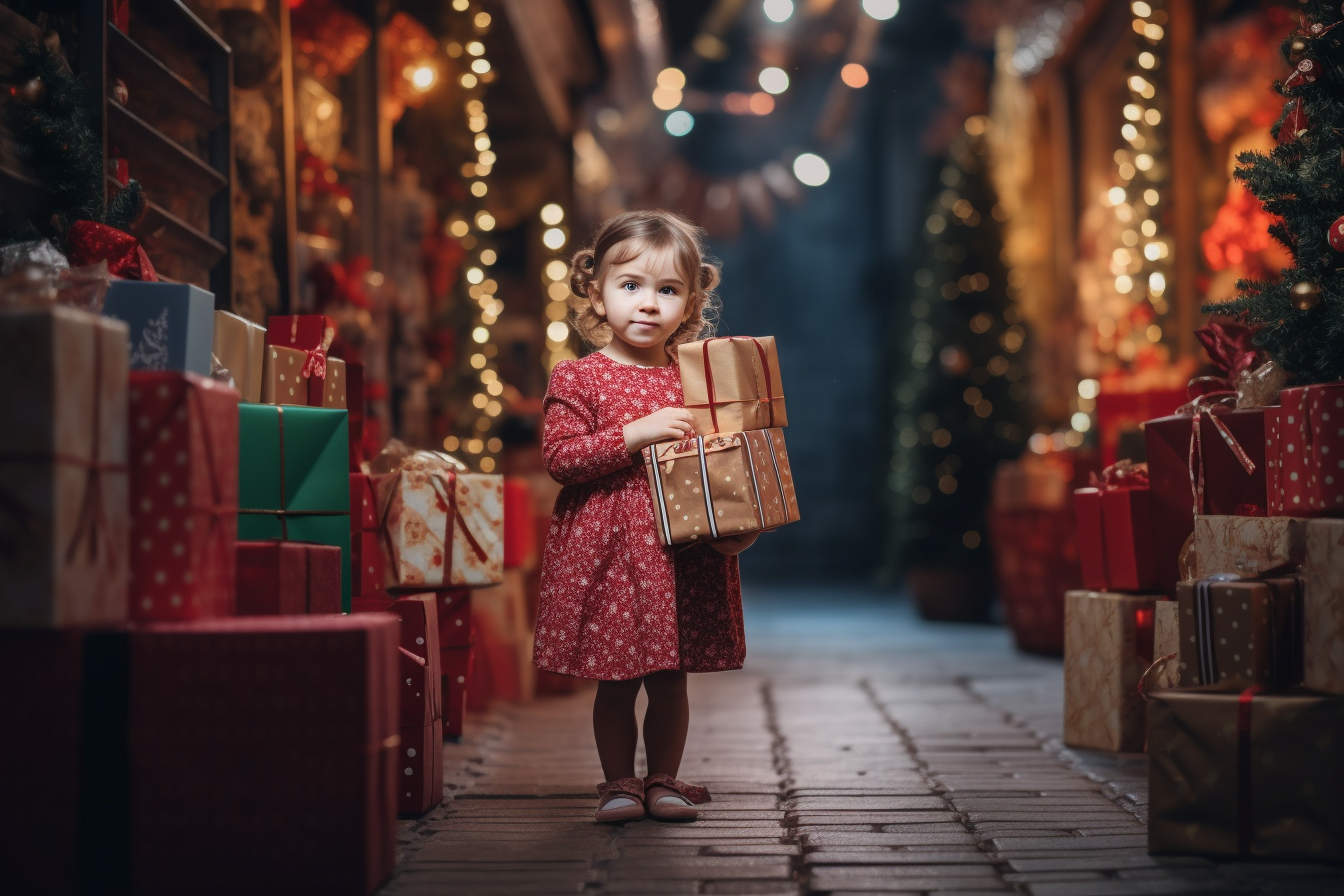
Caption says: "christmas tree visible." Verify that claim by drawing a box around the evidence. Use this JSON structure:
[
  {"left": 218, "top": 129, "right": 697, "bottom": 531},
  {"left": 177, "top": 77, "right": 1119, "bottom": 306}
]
[
  {"left": 888, "top": 131, "right": 1030, "bottom": 613},
  {"left": 1203, "top": 2, "right": 1344, "bottom": 383}
]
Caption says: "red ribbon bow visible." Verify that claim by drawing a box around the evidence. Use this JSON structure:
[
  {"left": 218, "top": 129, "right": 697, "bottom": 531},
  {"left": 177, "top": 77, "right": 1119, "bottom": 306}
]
[
  {"left": 1175, "top": 393, "right": 1257, "bottom": 517},
  {"left": 1195, "top": 321, "right": 1261, "bottom": 381},
  {"left": 1090, "top": 459, "right": 1149, "bottom": 491},
  {"left": 65, "top": 221, "right": 158, "bottom": 282}
]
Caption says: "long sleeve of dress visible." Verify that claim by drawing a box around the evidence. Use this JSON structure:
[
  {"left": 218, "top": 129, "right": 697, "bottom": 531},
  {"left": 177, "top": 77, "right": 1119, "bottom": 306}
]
[{"left": 542, "top": 360, "right": 634, "bottom": 486}]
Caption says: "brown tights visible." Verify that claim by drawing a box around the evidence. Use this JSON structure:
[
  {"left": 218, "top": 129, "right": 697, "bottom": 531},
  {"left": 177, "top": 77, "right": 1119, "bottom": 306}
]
[{"left": 592, "top": 670, "right": 689, "bottom": 782}]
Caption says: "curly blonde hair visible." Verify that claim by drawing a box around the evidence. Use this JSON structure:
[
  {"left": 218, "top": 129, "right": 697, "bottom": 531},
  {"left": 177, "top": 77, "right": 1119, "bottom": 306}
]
[{"left": 567, "top": 209, "right": 721, "bottom": 358}]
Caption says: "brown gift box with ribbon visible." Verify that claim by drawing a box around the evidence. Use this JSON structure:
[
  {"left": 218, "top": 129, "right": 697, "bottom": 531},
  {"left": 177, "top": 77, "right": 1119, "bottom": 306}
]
[
  {"left": 1151, "top": 598, "right": 1181, "bottom": 690},
  {"left": 1148, "top": 686, "right": 1344, "bottom": 861},
  {"left": 0, "top": 306, "right": 130, "bottom": 627},
  {"left": 1187, "top": 514, "right": 1309, "bottom": 580},
  {"left": 1175, "top": 576, "right": 1302, "bottom": 689},
  {"left": 642, "top": 428, "right": 799, "bottom": 546},
  {"left": 1062, "top": 590, "right": 1156, "bottom": 752},
  {"left": 263, "top": 346, "right": 347, "bottom": 409},
  {"left": 1304, "top": 519, "right": 1344, "bottom": 694},
  {"left": 212, "top": 310, "right": 266, "bottom": 403},
  {"left": 677, "top": 336, "right": 787, "bottom": 435}
]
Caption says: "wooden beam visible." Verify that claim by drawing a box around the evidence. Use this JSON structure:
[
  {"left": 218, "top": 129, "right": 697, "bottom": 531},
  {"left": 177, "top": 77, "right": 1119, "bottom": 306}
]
[{"left": 1168, "top": 0, "right": 1199, "bottom": 359}]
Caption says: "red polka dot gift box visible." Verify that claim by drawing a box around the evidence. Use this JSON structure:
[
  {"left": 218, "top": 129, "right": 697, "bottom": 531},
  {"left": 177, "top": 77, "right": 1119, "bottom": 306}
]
[
  {"left": 127, "top": 371, "right": 238, "bottom": 622},
  {"left": 1271, "top": 384, "right": 1344, "bottom": 516}
]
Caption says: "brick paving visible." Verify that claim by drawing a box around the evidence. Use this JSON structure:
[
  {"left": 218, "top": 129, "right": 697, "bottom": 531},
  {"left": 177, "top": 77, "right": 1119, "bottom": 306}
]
[{"left": 380, "top": 587, "right": 1344, "bottom": 895}]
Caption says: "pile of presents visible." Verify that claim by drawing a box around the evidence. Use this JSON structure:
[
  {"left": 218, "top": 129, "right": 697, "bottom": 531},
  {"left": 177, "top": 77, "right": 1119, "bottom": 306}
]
[
  {"left": 1060, "top": 324, "right": 1344, "bottom": 862},
  {"left": 0, "top": 248, "right": 536, "bottom": 895}
]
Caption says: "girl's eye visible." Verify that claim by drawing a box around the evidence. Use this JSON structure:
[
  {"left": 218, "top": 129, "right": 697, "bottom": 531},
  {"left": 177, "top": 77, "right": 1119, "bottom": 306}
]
[
  {"left": 659, "top": 286, "right": 676, "bottom": 295},
  {"left": 622, "top": 282, "right": 638, "bottom": 291}
]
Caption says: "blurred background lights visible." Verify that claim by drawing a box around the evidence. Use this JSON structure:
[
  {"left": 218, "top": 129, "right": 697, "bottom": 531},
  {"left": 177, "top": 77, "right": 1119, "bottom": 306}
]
[
  {"left": 407, "top": 63, "right": 436, "bottom": 92},
  {"left": 540, "top": 203, "right": 565, "bottom": 225},
  {"left": 758, "top": 67, "right": 789, "bottom": 95},
  {"left": 793, "top": 153, "right": 830, "bottom": 187},
  {"left": 665, "top": 110, "right": 694, "bottom": 136},
  {"left": 545, "top": 259, "right": 569, "bottom": 280},
  {"left": 542, "top": 227, "right": 567, "bottom": 250},
  {"left": 861, "top": 0, "right": 900, "bottom": 20},
  {"left": 763, "top": 0, "right": 793, "bottom": 23},
  {"left": 547, "top": 321, "right": 570, "bottom": 343},
  {"left": 656, "top": 67, "right": 686, "bottom": 90},
  {"left": 840, "top": 63, "right": 869, "bottom": 88}
]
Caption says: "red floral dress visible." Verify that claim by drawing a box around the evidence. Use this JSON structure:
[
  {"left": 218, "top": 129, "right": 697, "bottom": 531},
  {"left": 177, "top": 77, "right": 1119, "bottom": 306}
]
[{"left": 532, "top": 351, "right": 745, "bottom": 681}]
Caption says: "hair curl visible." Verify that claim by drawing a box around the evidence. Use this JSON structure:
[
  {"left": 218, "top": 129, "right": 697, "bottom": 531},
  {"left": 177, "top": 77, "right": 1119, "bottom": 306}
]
[{"left": 567, "top": 209, "right": 721, "bottom": 358}]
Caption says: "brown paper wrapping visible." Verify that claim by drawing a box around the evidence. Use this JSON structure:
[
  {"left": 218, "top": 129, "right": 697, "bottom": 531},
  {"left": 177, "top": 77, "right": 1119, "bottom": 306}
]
[
  {"left": 212, "top": 310, "right": 265, "bottom": 403},
  {"left": 1148, "top": 687, "right": 1344, "bottom": 860},
  {"left": 1062, "top": 590, "right": 1156, "bottom": 752},
  {"left": 677, "top": 336, "right": 787, "bottom": 435},
  {"left": 261, "top": 344, "right": 313, "bottom": 406},
  {"left": 1175, "top": 578, "right": 1302, "bottom": 689},
  {"left": 1151, "top": 599, "right": 1181, "bottom": 690},
  {"left": 642, "top": 428, "right": 798, "bottom": 546},
  {"left": 1304, "top": 519, "right": 1344, "bottom": 693},
  {"left": 322, "top": 357, "right": 347, "bottom": 409},
  {"left": 1188, "top": 515, "right": 1309, "bottom": 579},
  {"left": 0, "top": 306, "right": 130, "bottom": 627}
]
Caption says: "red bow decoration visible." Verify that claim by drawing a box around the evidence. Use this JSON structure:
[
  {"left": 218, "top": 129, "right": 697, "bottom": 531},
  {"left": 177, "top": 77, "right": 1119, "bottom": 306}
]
[
  {"left": 1195, "top": 321, "right": 1262, "bottom": 380},
  {"left": 1090, "top": 459, "right": 1149, "bottom": 491},
  {"left": 65, "top": 221, "right": 158, "bottom": 281}
]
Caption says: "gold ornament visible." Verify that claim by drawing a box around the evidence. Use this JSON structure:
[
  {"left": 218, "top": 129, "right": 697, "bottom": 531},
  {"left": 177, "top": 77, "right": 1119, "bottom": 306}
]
[
  {"left": 1291, "top": 38, "right": 1308, "bottom": 59},
  {"left": 1291, "top": 280, "right": 1323, "bottom": 310}
]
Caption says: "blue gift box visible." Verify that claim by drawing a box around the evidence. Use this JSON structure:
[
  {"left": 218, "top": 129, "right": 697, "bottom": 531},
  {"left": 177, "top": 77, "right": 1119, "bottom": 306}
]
[{"left": 103, "top": 282, "right": 214, "bottom": 376}]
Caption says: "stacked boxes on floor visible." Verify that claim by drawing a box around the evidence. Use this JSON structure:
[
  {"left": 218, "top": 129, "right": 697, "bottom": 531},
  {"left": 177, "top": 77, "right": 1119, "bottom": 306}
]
[{"left": 1, "top": 291, "right": 401, "bottom": 892}]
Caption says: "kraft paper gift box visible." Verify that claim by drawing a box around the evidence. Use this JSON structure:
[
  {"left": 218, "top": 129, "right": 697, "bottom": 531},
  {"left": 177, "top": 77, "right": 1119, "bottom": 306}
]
[
  {"left": 1145, "top": 407, "right": 1267, "bottom": 596},
  {"left": 102, "top": 281, "right": 213, "bottom": 375},
  {"left": 237, "top": 405, "right": 352, "bottom": 610},
  {"left": 127, "top": 372, "right": 239, "bottom": 621},
  {"left": 1304, "top": 519, "right": 1344, "bottom": 693},
  {"left": 1151, "top": 599, "right": 1181, "bottom": 690},
  {"left": 1187, "top": 514, "right": 1309, "bottom": 580},
  {"left": 212, "top": 310, "right": 265, "bottom": 403},
  {"left": 677, "top": 335, "right": 787, "bottom": 435},
  {"left": 235, "top": 541, "right": 342, "bottom": 615},
  {"left": 1175, "top": 577, "right": 1302, "bottom": 689},
  {"left": 0, "top": 306, "right": 129, "bottom": 628},
  {"left": 1148, "top": 687, "right": 1344, "bottom": 861},
  {"left": 88, "top": 615, "right": 399, "bottom": 896},
  {"left": 1275, "top": 383, "right": 1344, "bottom": 514},
  {"left": 372, "top": 450, "right": 504, "bottom": 588},
  {"left": 263, "top": 346, "right": 347, "bottom": 409},
  {"left": 642, "top": 428, "right": 799, "bottom": 546},
  {"left": 1062, "top": 590, "right": 1156, "bottom": 752}
]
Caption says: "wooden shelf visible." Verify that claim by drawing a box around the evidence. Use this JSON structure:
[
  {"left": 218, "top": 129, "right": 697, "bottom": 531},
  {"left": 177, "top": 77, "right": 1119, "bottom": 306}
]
[
  {"left": 110, "top": 178, "right": 228, "bottom": 267},
  {"left": 133, "top": 0, "right": 232, "bottom": 57},
  {"left": 107, "top": 102, "right": 227, "bottom": 197},
  {"left": 107, "top": 25, "right": 224, "bottom": 131}
]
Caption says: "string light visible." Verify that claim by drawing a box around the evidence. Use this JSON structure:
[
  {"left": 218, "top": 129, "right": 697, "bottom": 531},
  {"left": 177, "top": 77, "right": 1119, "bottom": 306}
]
[{"left": 541, "top": 203, "right": 576, "bottom": 372}]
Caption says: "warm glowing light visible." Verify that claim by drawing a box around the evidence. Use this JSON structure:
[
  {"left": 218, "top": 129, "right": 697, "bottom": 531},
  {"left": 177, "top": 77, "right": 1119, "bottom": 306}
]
[
  {"left": 1147, "top": 324, "right": 1163, "bottom": 342},
  {"left": 1078, "top": 379, "right": 1101, "bottom": 400},
  {"left": 758, "top": 67, "right": 789, "bottom": 94},
  {"left": 444, "top": 436, "right": 460, "bottom": 451},
  {"left": 471, "top": 58, "right": 491, "bottom": 74},
  {"left": 748, "top": 92, "right": 774, "bottom": 115},
  {"left": 336, "top": 196, "right": 353, "bottom": 216},
  {"left": 1122, "top": 123, "right": 1139, "bottom": 142},
  {"left": 665, "top": 111, "right": 694, "bottom": 136},
  {"left": 460, "top": 73, "right": 478, "bottom": 88},
  {"left": 545, "top": 259, "right": 569, "bottom": 280},
  {"left": 542, "top": 227, "right": 567, "bottom": 250},
  {"left": 449, "top": 220, "right": 469, "bottom": 237},
  {"left": 862, "top": 0, "right": 900, "bottom": 20},
  {"left": 1144, "top": 189, "right": 1160, "bottom": 205},
  {"left": 466, "top": 41, "right": 485, "bottom": 56},
  {"left": 1106, "top": 186, "right": 1127, "bottom": 206},
  {"left": 466, "top": 439, "right": 483, "bottom": 454},
  {"left": 840, "top": 63, "right": 869, "bottom": 88},
  {"left": 548, "top": 281, "right": 571, "bottom": 301},
  {"left": 475, "top": 212, "right": 496, "bottom": 231},
  {"left": 547, "top": 321, "right": 570, "bottom": 343},
  {"left": 475, "top": 134, "right": 491, "bottom": 151},
  {"left": 466, "top": 267, "right": 484, "bottom": 284},
  {"left": 475, "top": 12, "right": 491, "bottom": 28},
  {"left": 793, "top": 153, "right": 830, "bottom": 187},
  {"left": 478, "top": 150, "right": 496, "bottom": 166},
  {"left": 485, "top": 400, "right": 502, "bottom": 417},
  {"left": 480, "top": 249, "right": 497, "bottom": 265},
  {"left": 1144, "top": 23, "right": 1164, "bottom": 40},
  {"left": 472, "top": 327, "right": 490, "bottom": 344},
  {"left": 470, "top": 353, "right": 486, "bottom": 369},
  {"left": 452, "top": 0, "right": 468, "bottom": 9},
  {"left": 763, "top": 0, "right": 793, "bottom": 23},
  {"left": 657, "top": 67, "right": 686, "bottom": 91},
  {"left": 1149, "top": 271, "right": 1166, "bottom": 295},
  {"left": 1124, "top": 104, "right": 1142, "bottom": 121},
  {"left": 1139, "top": 51, "right": 1156, "bottom": 69},
  {"left": 1132, "top": 1, "right": 1151, "bottom": 16},
  {"left": 1141, "top": 219, "right": 1157, "bottom": 237},
  {"left": 540, "top": 203, "right": 565, "bottom": 225},
  {"left": 479, "top": 456, "right": 496, "bottom": 472},
  {"left": 1145, "top": 108, "right": 1161, "bottom": 126},
  {"left": 652, "top": 87, "right": 683, "bottom": 110},
  {"left": 486, "top": 380, "right": 504, "bottom": 396},
  {"left": 1135, "top": 153, "right": 1153, "bottom": 171},
  {"left": 964, "top": 115, "right": 988, "bottom": 136},
  {"left": 1116, "top": 275, "right": 1134, "bottom": 293},
  {"left": 408, "top": 63, "right": 436, "bottom": 91},
  {"left": 470, "top": 181, "right": 487, "bottom": 197},
  {"left": 487, "top": 437, "right": 503, "bottom": 453},
  {"left": 1071, "top": 412, "right": 1093, "bottom": 432}
]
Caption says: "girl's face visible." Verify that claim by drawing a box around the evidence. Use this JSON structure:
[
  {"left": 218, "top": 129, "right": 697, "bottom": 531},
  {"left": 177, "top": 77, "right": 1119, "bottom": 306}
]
[{"left": 590, "top": 244, "right": 692, "bottom": 357}]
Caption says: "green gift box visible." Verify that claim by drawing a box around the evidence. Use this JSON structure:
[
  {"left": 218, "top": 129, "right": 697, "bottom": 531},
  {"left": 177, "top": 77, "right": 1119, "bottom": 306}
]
[{"left": 237, "top": 405, "right": 351, "bottom": 610}]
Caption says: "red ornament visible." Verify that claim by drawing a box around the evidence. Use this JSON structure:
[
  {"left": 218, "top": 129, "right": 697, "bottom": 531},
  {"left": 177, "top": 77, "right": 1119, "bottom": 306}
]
[
  {"left": 1283, "top": 57, "right": 1320, "bottom": 89},
  {"left": 1279, "top": 98, "right": 1310, "bottom": 144},
  {"left": 1329, "top": 215, "right": 1344, "bottom": 252}
]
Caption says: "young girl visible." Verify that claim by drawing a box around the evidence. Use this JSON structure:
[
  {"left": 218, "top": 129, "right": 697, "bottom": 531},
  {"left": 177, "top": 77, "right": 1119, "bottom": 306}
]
[{"left": 532, "top": 209, "right": 757, "bottom": 823}]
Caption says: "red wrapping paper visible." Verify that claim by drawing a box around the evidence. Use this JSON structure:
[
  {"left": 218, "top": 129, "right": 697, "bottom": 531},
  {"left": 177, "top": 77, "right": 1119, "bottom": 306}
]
[
  {"left": 397, "top": 721, "right": 443, "bottom": 816},
  {"left": 503, "top": 477, "right": 536, "bottom": 570},
  {"left": 441, "top": 645, "right": 472, "bottom": 739},
  {"left": 265, "top": 315, "right": 335, "bottom": 407},
  {"left": 1102, "top": 487, "right": 1157, "bottom": 591},
  {"left": 346, "top": 360, "right": 366, "bottom": 470},
  {"left": 352, "top": 594, "right": 441, "bottom": 726},
  {"left": 436, "top": 588, "right": 472, "bottom": 647},
  {"left": 1073, "top": 489, "right": 1108, "bottom": 590},
  {"left": 1095, "top": 386, "right": 1188, "bottom": 467},
  {"left": 109, "top": 0, "right": 130, "bottom": 32},
  {"left": 1266, "top": 406, "right": 1286, "bottom": 516},
  {"left": 1279, "top": 388, "right": 1313, "bottom": 513},
  {"left": 1275, "top": 383, "right": 1344, "bottom": 515},
  {"left": 66, "top": 220, "right": 158, "bottom": 281},
  {"left": 349, "top": 474, "right": 387, "bottom": 599},
  {"left": 235, "top": 541, "right": 341, "bottom": 615},
  {"left": 128, "top": 372, "right": 238, "bottom": 621},
  {"left": 1145, "top": 408, "right": 1267, "bottom": 596},
  {"left": 123, "top": 615, "right": 398, "bottom": 896},
  {"left": 987, "top": 506, "right": 1082, "bottom": 655}
]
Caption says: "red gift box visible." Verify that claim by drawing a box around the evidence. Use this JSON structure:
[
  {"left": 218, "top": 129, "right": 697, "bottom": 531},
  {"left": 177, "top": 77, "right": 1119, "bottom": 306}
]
[
  {"left": 1073, "top": 489, "right": 1108, "bottom": 590},
  {"left": 353, "top": 594, "right": 441, "bottom": 726},
  {"left": 349, "top": 473, "right": 388, "bottom": 599},
  {"left": 117, "top": 615, "right": 398, "bottom": 896},
  {"left": 1096, "top": 385, "right": 1188, "bottom": 467},
  {"left": 1266, "top": 405, "right": 1286, "bottom": 516},
  {"left": 987, "top": 507, "right": 1082, "bottom": 656},
  {"left": 1275, "top": 383, "right": 1344, "bottom": 515},
  {"left": 1144, "top": 405, "right": 1267, "bottom": 595},
  {"left": 128, "top": 372, "right": 239, "bottom": 621},
  {"left": 503, "top": 477, "right": 537, "bottom": 570},
  {"left": 236, "top": 541, "right": 342, "bottom": 615},
  {"left": 351, "top": 473, "right": 378, "bottom": 529},
  {"left": 1102, "top": 486, "right": 1157, "bottom": 591},
  {"left": 346, "top": 360, "right": 366, "bottom": 470},
  {"left": 265, "top": 315, "right": 335, "bottom": 407},
  {"left": 436, "top": 588, "right": 472, "bottom": 647},
  {"left": 441, "top": 644, "right": 473, "bottom": 739},
  {"left": 397, "top": 721, "right": 443, "bottom": 816}
]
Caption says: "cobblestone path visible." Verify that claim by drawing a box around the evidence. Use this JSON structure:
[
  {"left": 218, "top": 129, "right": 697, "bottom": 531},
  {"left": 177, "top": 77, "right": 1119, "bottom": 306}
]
[{"left": 380, "top": 588, "right": 1344, "bottom": 895}]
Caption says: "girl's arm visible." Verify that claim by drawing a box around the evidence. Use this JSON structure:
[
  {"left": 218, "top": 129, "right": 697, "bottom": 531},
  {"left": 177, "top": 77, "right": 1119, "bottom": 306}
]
[{"left": 542, "top": 363, "right": 634, "bottom": 486}]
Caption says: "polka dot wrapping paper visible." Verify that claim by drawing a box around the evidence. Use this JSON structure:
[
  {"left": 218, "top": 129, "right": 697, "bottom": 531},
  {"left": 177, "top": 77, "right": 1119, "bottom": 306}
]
[
  {"left": 1273, "top": 384, "right": 1344, "bottom": 515},
  {"left": 397, "top": 717, "right": 443, "bottom": 816},
  {"left": 262, "top": 314, "right": 341, "bottom": 408},
  {"left": 440, "top": 643, "right": 473, "bottom": 740},
  {"left": 127, "top": 371, "right": 238, "bottom": 622},
  {"left": 677, "top": 336, "right": 788, "bottom": 435},
  {"left": 0, "top": 307, "right": 130, "bottom": 627},
  {"left": 350, "top": 473, "right": 387, "bottom": 599},
  {"left": 1174, "top": 577, "right": 1303, "bottom": 689},
  {"left": 352, "top": 592, "right": 441, "bottom": 727}
]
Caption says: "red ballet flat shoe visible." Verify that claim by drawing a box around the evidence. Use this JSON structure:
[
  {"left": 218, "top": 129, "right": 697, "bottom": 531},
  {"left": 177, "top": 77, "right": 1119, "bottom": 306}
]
[
  {"left": 643, "top": 773, "right": 711, "bottom": 822},
  {"left": 595, "top": 777, "right": 646, "bottom": 824}
]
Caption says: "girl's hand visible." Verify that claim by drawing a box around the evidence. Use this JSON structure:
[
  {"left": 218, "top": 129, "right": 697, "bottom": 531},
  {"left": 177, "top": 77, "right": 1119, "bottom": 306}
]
[
  {"left": 709, "top": 532, "right": 760, "bottom": 555},
  {"left": 624, "top": 407, "right": 695, "bottom": 453}
]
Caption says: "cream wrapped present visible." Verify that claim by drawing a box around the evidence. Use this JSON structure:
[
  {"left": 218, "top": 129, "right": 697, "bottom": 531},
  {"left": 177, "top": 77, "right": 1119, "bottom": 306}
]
[
  {"left": 212, "top": 310, "right": 265, "bottom": 402},
  {"left": 1186, "top": 514, "right": 1309, "bottom": 580},
  {"left": 642, "top": 428, "right": 799, "bottom": 546},
  {"left": 371, "top": 444, "right": 503, "bottom": 587},
  {"left": 1062, "top": 590, "right": 1157, "bottom": 753},
  {"left": 1304, "top": 519, "right": 1344, "bottom": 694},
  {"left": 677, "top": 336, "right": 787, "bottom": 434}
]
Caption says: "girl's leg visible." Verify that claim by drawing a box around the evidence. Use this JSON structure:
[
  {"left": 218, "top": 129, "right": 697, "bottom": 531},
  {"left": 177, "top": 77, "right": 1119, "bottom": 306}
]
[
  {"left": 641, "top": 669, "right": 689, "bottom": 778},
  {"left": 593, "top": 677, "right": 643, "bottom": 781}
]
